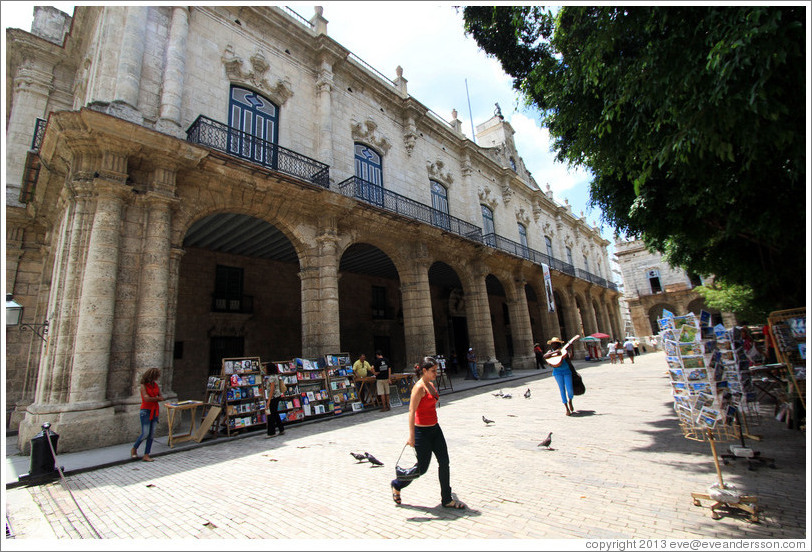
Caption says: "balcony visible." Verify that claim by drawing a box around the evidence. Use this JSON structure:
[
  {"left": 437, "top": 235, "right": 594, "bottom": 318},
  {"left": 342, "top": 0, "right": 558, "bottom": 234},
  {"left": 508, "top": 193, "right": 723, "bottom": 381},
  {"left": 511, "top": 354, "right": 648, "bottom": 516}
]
[
  {"left": 337, "top": 176, "right": 484, "bottom": 243},
  {"left": 186, "top": 115, "right": 330, "bottom": 189},
  {"left": 19, "top": 118, "right": 47, "bottom": 204}
]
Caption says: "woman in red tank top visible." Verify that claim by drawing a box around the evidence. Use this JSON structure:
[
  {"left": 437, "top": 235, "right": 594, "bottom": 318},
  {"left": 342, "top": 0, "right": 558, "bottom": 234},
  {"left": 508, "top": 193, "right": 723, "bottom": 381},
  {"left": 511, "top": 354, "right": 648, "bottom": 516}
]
[
  {"left": 131, "top": 368, "right": 165, "bottom": 462},
  {"left": 390, "top": 357, "right": 466, "bottom": 509}
]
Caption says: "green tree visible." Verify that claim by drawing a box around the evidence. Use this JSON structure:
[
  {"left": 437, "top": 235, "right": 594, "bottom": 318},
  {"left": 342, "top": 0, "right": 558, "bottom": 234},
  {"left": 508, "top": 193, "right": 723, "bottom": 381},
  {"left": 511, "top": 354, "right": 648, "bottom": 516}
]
[{"left": 463, "top": 6, "right": 807, "bottom": 313}]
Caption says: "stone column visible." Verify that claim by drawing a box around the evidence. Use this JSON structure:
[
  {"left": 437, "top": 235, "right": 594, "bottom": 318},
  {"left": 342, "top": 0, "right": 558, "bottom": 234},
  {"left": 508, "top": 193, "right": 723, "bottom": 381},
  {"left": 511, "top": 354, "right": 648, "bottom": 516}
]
[
  {"left": 5, "top": 57, "right": 54, "bottom": 206},
  {"left": 163, "top": 246, "right": 186, "bottom": 395},
  {"left": 315, "top": 58, "right": 334, "bottom": 167},
  {"left": 463, "top": 264, "right": 499, "bottom": 372},
  {"left": 69, "top": 179, "right": 129, "bottom": 406},
  {"left": 400, "top": 259, "right": 435, "bottom": 362},
  {"left": 584, "top": 289, "right": 600, "bottom": 336},
  {"left": 156, "top": 6, "right": 189, "bottom": 136},
  {"left": 507, "top": 277, "right": 534, "bottom": 370},
  {"left": 300, "top": 222, "right": 340, "bottom": 356},
  {"left": 112, "top": 6, "right": 148, "bottom": 122},
  {"left": 132, "top": 192, "right": 174, "bottom": 389}
]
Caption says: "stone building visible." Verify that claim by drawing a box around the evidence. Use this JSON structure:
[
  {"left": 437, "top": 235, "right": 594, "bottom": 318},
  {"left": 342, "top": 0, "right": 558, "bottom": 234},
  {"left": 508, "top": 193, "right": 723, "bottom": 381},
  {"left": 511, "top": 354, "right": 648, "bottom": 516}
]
[
  {"left": 614, "top": 238, "right": 736, "bottom": 338},
  {"left": 5, "top": 6, "right": 621, "bottom": 451}
]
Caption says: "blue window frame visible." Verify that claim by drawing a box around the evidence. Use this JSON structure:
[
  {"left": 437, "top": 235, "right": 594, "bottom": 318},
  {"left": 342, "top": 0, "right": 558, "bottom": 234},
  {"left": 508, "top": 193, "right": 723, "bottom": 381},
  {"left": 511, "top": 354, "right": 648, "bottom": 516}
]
[
  {"left": 482, "top": 205, "right": 495, "bottom": 246},
  {"left": 431, "top": 180, "right": 450, "bottom": 230},
  {"left": 354, "top": 143, "right": 383, "bottom": 205},
  {"left": 228, "top": 86, "right": 279, "bottom": 167},
  {"left": 518, "top": 223, "right": 528, "bottom": 251}
]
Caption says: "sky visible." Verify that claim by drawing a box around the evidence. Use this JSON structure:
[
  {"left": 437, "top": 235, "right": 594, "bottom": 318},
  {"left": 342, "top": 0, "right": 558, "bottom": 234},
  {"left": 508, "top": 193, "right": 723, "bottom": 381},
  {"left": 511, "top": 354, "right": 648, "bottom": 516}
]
[{"left": 2, "top": 1, "right": 619, "bottom": 278}]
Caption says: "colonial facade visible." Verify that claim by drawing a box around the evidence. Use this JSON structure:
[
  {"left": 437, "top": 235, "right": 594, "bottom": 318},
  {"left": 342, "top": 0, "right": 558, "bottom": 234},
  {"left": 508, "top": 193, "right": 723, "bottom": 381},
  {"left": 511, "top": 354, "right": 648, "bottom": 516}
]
[
  {"left": 6, "top": 6, "right": 621, "bottom": 451},
  {"left": 614, "top": 238, "right": 736, "bottom": 338}
]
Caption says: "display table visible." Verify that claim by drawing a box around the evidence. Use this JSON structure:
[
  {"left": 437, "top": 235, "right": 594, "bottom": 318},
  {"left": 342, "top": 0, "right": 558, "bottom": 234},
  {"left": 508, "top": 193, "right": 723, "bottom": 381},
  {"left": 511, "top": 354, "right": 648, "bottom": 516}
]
[
  {"left": 354, "top": 376, "right": 379, "bottom": 407},
  {"left": 165, "top": 400, "right": 210, "bottom": 448}
]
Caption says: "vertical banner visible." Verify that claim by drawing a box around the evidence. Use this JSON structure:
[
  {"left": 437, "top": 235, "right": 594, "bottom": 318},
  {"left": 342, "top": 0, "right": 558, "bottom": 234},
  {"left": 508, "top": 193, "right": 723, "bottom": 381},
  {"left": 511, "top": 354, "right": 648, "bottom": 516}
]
[{"left": 542, "top": 263, "right": 556, "bottom": 312}]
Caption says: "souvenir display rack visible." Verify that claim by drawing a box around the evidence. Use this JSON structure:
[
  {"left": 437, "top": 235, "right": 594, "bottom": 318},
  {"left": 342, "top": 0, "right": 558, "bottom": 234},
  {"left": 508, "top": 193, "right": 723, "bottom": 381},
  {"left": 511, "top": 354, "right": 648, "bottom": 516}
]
[
  {"left": 222, "top": 357, "right": 266, "bottom": 436},
  {"left": 265, "top": 360, "right": 305, "bottom": 425},
  {"left": 660, "top": 312, "right": 759, "bottom": 522},
  {"left": 767, "top": 307, "right": 806, "bottom": 412},
  {"left": 294, "top": 357, "right": 332, "bottom": 420},
  {"left": 324, "top": 353, "right": 361, "bottom": 415}
]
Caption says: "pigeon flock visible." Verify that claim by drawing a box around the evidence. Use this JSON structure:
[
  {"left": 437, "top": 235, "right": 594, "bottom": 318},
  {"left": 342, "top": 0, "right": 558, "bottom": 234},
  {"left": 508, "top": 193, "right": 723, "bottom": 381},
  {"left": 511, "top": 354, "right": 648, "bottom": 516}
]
[{"left": 349, "top": 451, "right": 384, "bottom": 466}]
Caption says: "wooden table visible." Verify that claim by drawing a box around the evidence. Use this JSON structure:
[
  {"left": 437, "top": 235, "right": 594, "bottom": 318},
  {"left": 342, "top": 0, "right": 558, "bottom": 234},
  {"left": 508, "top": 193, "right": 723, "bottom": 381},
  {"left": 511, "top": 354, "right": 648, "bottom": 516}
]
[
  {"left": 165, "top": 400, "right": 206, "bottom": 448},
  {"left": 354, "top": 376, "right": 379, "bottom": 407}
]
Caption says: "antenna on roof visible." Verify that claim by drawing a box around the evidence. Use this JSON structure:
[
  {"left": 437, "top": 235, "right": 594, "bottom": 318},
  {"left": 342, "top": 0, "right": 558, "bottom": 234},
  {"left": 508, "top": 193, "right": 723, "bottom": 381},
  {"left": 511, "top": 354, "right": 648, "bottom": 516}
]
[{"left": 465, "top": 78, "right": 476, "bottom": 144}]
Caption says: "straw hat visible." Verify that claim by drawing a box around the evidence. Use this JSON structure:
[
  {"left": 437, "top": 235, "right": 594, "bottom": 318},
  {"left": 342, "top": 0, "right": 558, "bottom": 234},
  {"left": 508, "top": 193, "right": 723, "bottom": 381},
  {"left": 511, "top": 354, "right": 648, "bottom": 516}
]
[{"left": 547, "top": 337, "right": 564, "bottom": 345}]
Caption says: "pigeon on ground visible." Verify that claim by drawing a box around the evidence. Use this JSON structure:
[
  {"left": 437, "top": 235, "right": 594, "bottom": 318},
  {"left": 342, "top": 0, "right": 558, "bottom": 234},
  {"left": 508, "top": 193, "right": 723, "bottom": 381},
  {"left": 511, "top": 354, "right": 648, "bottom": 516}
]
[
  {"left": 482, "top": 415, "right": 495, "bottom": 425},
  {"left": 524, "top": 388, "right": 531, "bottom": 399},
  {"left": 538, "top": 432, "right": 553, "bottom": 449},
  {"left": 492, "top": 390, "right": 503, "bottom": 397},
  {"left": 364, "top": 452, "right": 384, "bottom": 466},
  {"left": 502, "top": 393, "right": 512, "bottom": 399},
  {"left": 350, "top": 452, "right": 367, "bottom": 462}
]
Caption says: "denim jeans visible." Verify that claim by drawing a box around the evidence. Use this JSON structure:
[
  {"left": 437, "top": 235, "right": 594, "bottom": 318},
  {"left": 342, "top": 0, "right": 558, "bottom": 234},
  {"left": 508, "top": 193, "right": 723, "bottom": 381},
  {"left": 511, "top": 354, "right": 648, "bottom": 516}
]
[
  {"left": 468, "top": 361, "right": 479, "bottom": 379},
  {"left": 391, "top": 424, "right": 452, "bottom": 505},
  {"left": 552, "top": 366, "right": 574, "bottom": 405},
  {"left": 133, "top": 409, "right": 158, "bottom": 455}
]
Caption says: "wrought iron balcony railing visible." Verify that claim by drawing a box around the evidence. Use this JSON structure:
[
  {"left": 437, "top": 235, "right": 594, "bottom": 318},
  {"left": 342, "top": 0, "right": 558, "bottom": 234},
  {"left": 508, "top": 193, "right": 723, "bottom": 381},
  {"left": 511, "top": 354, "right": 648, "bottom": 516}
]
[
  {"left": 31, "top": 118, "right": 47, "bottom": 151},
  {"left": 337, "top": 176, "right": 484, "bottom": 243},
  {"left": 19, "top": 118, "right": 48, "bottom": 203},
  {"left": 186, "top": 115, "right": 330, "bottom": 189}
]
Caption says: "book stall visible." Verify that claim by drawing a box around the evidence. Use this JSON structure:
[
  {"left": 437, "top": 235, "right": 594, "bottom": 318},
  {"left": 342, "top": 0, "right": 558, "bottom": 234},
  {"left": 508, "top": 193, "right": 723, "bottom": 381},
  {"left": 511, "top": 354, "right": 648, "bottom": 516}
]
[
  {"left": 765, "top": 307, "right": 806, "bottom": 430},
  {"left": 660, "top": 311, "right": 760, "bottom": 522},
  {"left": 200, "top": 353, "right": 416, "bottom": 437}
]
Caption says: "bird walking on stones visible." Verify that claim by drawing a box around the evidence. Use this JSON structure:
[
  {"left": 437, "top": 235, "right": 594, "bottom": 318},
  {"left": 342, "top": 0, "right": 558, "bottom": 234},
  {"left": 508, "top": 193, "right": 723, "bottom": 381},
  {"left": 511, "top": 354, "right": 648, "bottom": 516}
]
[
  {"left": 364, "top": 452, "right": 384, "bottom": 466},
  {"left": 538, "top": 432, "right": 553, "bottom": 449},
  {"left": 482, "top": 415, "right": 495, "bottom": 425},
  {"left": 501, "top": 393, "right": 512, "bottom": 399},
  {"left": 524, "top": 388, "right": 531, "bottom": 399},
  {"left": 492, "top": 390, "right": 503, "bottom": 397},
  {"left": 350, "top": 452, "right": 367, "bottom": 462}
]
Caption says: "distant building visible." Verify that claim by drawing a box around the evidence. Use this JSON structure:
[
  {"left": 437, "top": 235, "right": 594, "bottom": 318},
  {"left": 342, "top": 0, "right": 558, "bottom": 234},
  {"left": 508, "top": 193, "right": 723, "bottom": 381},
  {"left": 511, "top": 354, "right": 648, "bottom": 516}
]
[
  {"left": 6, "top": 6, "right": 621, "bottom": 451},
  {"left": 614, "top": 238, "right": 736, "bottom": 337}
]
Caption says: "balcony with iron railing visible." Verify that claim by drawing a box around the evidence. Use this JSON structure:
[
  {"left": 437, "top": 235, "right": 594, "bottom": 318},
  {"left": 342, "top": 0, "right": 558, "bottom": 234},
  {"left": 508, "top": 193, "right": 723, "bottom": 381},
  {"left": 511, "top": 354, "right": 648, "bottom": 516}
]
[
  {"left": 19, "top": 118, "right": 48, "bottom": 203},
  {"left": 186, "top": 115, "right": 330, "bottom": 189},
  {"left": 337, "top": 176, "right": 484, "bottom": 243}
]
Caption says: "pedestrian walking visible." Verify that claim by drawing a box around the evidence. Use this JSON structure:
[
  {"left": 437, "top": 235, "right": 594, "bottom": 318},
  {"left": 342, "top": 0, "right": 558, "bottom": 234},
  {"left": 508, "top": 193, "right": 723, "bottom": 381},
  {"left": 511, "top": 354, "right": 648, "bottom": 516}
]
[
  {"left": 607, "top": 340, "right": 617, "bottom": 364},
  {"left": 543, "top": 337, "right": 576, "bottom": 416},
  {"left": 633, "top": 338, "right": 641, "bottom": 357},
  {"left": 131, "top": 368, "right": 165, "bottom": 462},
  {"left": 534, "top": 343, "right": 545, "bottom": 369},
  {"left": 390, "top": 356, "right": 466, "bottom": 509},
  {"left": 615, "top": 340, "right": 625, "bottom": 364},
  {"left": 466, "top": 347, "right": 479, "bottom": 380},
  {"left": 624, "top": 337, "right": 635, "bottom": 364},
  {"left": 264, "top": 363, "right": 286, "bottom": 438}
]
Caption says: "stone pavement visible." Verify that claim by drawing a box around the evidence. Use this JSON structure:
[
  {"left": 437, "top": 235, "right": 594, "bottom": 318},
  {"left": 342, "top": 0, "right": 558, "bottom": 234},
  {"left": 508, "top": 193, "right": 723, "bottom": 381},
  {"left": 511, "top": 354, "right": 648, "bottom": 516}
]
[{"left": 3, "top": 351, "right": 808, "bottom": 544}]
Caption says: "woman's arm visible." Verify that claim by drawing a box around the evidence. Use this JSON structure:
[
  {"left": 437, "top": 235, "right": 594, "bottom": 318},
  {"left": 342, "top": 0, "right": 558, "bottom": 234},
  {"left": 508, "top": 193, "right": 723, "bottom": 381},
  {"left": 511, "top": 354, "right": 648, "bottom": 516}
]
[
  {"left": 140, "top": 384, "right": 164, "bottom": 402},
  {"left": 406, "top": 382, "right": 426, "bottom": 447}
]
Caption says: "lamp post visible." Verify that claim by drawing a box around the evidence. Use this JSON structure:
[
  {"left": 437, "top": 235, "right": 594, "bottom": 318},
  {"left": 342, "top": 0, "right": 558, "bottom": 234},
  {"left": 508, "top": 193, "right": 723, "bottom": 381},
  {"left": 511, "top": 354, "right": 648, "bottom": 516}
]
[{"left": 6, "top": 294, "right": 49, "bottom": 341}]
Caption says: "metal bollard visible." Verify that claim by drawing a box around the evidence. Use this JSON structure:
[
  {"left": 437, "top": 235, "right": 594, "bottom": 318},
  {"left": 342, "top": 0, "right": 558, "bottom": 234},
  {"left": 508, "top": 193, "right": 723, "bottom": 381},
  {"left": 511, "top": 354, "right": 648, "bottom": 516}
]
[{"left": 20, "top": 422, "right": 61, "bottom": 483}]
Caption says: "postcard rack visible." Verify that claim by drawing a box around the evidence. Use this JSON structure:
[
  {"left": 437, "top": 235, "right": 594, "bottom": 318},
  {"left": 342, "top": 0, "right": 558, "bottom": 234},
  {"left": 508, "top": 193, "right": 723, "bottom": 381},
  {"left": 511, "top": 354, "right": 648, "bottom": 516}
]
[{"left": 767, "top": 307, "right": 806, "bottom": 412}]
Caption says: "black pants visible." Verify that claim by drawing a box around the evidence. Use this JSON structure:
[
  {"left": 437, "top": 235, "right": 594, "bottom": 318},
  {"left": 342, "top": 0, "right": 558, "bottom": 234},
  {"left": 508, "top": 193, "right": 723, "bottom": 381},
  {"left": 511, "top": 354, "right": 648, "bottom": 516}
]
[
  {"left": 267, "top": 397, "right": 284, "bottom": 435},
  {"left": 391, "top": 424, "right": 452, "bottom": 505},
  {"left": 535, "top": 354, "right": 545, "bottom": 369}
]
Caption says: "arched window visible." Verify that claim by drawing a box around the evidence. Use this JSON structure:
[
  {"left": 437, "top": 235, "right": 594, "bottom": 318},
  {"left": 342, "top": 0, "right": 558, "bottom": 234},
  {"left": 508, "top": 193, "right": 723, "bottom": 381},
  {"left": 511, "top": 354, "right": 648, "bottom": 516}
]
[
  {"left": 430, "top": 180, "right": 450, "bottom": 230},
  {"left": 481, "top": 205, "right": 495, "bottom": 246},
  {"left": 354, "top": 143, "right": 383, "bottom": 205},
  {"left": 545, "top": 236, "right": 554, "bottom": 260},
  {"left": 228, "top": 86, "right": 279, "bottom": 166},
  {"left": 647, "top": 269, "right": 662, "bottom": 294}
]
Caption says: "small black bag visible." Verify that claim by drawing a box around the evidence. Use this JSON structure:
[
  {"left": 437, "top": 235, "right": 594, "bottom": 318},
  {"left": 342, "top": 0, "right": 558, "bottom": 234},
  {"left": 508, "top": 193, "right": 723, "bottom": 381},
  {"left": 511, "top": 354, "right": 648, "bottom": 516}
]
[
  {"left": 571, "top": 365, "right": 586, "bottom": 396},
  {"left": 394, "top": 444, "right": 420, "bottom": 481}
]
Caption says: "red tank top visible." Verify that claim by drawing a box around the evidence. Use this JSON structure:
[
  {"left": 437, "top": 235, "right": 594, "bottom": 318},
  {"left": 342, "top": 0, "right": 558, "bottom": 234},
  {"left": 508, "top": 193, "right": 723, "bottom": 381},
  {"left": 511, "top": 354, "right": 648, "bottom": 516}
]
[{"left": 414, "top": 384, "right": 438, "bottom": 426}]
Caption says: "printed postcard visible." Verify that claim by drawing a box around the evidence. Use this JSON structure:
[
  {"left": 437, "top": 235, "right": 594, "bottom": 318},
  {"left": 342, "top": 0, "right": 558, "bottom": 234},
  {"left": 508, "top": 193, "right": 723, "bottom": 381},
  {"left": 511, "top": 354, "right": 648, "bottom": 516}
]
[
  {"left": 686, "top": 368, "right": 710, "bottom": 382},
  {"left": 681, "top": 355, "right": 706, "bottom": 369},
  {"left": 668, "top": 368, "right": 685, "bottom": 381},
  {"left": 679, "top": 325, "right": 699, "bottom": 343},
  {"left": 679, "top": 341, "right": 703, "bottom": 357}
]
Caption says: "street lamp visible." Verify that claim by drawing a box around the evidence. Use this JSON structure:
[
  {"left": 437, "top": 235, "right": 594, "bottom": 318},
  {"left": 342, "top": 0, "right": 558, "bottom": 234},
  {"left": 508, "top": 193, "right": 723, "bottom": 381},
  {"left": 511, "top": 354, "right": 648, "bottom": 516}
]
[{"left": 6, "top": 294, "right": 49, "bottom": 341}]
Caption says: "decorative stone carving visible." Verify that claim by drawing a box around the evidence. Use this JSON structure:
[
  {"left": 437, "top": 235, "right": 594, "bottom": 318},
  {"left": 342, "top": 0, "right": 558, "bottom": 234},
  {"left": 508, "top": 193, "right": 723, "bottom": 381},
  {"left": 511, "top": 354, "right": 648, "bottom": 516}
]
[
  {"left": 351, "top": 117, "right": 391, "bottom": 154},
  {"left": 222, "top": 44, "right": 293, "bottom": 105},
  {"left": 501, "top": 175, "right": 513, "bottom": 205},
  {"left": 515, "top": 206, "right": 530, "bottom": 227},
  {"left": 403, "top": 116, "right": 417, "bottom": 156},
  {"left": 532, "top": 200, "right": 543, "bottom": 222},
  {"left": 478, "top": 186, "right": 499, "bottom": 210},
  {"left": 427, "top": 160, "right": 453, "bottom": 185}
]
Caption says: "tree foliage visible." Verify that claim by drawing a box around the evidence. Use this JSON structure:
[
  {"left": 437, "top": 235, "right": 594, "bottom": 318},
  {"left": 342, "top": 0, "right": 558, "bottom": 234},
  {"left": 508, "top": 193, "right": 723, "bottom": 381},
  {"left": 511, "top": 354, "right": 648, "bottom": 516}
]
[{"left": 463, "top": 6, "right": 807, "bottom": 312}]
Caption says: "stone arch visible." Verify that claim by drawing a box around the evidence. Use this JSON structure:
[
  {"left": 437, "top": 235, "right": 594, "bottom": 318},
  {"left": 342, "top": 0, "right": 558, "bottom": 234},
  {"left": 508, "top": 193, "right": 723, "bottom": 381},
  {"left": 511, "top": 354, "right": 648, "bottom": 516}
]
[
  {"left": 648, "top": 302, "right": 680, "bottom": 335},
  {"left": 686, "top": 297, "right": 724, "bottom": 327},
  {"left": 428, "top": 260, "right": 467, "bottom": 367},
  {"left": 553, "top": 290, "right": 570, "bottom": 340}
]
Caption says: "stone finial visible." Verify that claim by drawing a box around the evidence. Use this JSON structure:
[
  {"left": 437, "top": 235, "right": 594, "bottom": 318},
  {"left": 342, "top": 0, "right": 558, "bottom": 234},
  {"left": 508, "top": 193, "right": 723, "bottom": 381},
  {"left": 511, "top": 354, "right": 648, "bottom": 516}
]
[
  {"left": 311, "top": 6, "right": 328, "bottom": 35},
  {"left": 315, "top": 6, "right": 324, "bottom": 16},
  {"left": 451, "top": 108, "right": 458, "bottom": 120},
  {"left": 396, "top": 65, "right": 403, "bottom": 78},
  {"left": 394, "top": 65, "right": 408, "bottom": 95}
]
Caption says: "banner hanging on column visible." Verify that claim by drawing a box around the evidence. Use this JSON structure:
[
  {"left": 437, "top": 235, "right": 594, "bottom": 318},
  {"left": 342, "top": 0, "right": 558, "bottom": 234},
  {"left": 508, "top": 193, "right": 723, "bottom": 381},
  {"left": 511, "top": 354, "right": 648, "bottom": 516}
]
[{"left": 542, "top": 263, "right": 555, "bottom": 313}]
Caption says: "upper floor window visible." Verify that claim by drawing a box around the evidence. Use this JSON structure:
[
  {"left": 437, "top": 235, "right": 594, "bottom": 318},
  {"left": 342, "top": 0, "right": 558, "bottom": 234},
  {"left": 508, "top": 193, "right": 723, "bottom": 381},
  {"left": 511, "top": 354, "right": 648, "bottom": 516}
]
[
  {"left": 545, "top": 236, "right": 553, "bottom": 259},
  {"left": 565, "top": 246, "right": 573, "bottom": 267},
  {"left": 481, "top": 205, "right": 495, "bottom": 246},
  {"left": 372, "top": 285, "right": 388, "bottom": 319},
  {"left": 430, "top": 180, "right": 450, "bottom": 230},
  {"left": 688, "top": 273, "right": 703, "bottom": 287},
  {"left": 228, "top": 86, "right": 278, "bottom": 165},
  {"left": 647, "top": 268, "right": 662, "bottom": 294},
  {"left": 509, "top": 157, "right": 517, "bottom": 171},
  {"left": 518, "top": 223, "right": 528, "bottom": 250},
  {"left": 354, "top": 143, "right": 383, "bottom": 205},
  {"left": 583, "top": 255, "right": 589, "bottom": 273},
  {"left": 213, "top": 264, "right": 251, "bottom": 313}
]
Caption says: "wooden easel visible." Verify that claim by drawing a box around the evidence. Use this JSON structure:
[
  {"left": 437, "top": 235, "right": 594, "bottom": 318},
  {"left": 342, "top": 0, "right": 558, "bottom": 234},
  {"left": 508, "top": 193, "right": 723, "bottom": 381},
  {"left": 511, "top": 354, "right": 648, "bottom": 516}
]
[{"left": 690, "top": 428, "right": 759, "bottom": 522}]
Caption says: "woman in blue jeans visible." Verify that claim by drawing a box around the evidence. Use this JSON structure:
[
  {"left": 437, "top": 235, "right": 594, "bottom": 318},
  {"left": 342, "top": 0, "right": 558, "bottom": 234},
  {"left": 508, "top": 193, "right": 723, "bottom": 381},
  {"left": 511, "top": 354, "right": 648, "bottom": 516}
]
[
  {"left": 131, "top": 368, "right": 164, "bottom": 462},
  {"left": 544, "top": 337, "right": 575, "bottom": 416}
]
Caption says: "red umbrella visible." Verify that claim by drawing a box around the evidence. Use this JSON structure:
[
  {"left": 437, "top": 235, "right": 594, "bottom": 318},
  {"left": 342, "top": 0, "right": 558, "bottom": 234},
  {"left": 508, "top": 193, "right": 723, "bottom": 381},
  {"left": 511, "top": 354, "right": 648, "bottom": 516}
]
[{"left": 590, "top": 332, "right": 611, "bottom": 339}]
